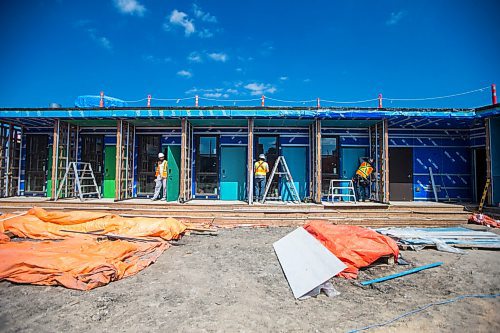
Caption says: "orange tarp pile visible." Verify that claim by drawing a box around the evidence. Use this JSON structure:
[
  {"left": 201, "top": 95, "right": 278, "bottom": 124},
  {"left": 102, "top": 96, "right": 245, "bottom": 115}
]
[
  {"left": 0, "top": 207, "right": 186, "bottom": 240},
  {"left": 0, "top": 207, "right": 187, "bottom": 290},
  {"left": 304, "top": 221, "right": 399, "bottom": 279}
]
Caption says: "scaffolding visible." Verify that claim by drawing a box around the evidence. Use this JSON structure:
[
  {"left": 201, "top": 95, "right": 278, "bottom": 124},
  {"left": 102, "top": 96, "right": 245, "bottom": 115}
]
[
  {"left": 0, "top": 123, "right": 22, "bottom": 197},
  {"left": 368, "top": 119, "right": 389, "bottom": 203},
  {"left": 115, "top": 120, "right": 135, "bottom": 201},
  {"left": 180, "top": 118, "right": 194, "bottom": 202},
  {"left": 51, "top": 120, "right": 79, "bottom": 199}
]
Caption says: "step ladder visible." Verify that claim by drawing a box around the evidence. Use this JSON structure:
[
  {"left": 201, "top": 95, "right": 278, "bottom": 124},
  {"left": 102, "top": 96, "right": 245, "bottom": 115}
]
[
  {"left": 478, "top": 178, "right": 490, "bottom": 213},
  {"left": 55, "top": 162, "right": 101, "bottom": 202},
  {"left": 261, "top": 156, "right": 300, "bottom": 204}
]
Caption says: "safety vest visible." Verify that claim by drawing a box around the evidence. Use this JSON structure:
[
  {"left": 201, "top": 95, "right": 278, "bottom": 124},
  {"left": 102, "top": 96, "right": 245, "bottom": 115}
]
[
  {"left": 254, "top": 161, "right": 269, "bottom": 176},
  {"left": 356, "top": 161, "right": 373, "bottom": 179},
  {"left": 155, "top": 160, "right": 168, "bottom": 178}
]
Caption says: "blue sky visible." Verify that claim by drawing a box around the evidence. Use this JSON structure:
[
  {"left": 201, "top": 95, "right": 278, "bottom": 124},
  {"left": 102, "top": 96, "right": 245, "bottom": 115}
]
[{"left": 0, "top": 0, "right": 499, "bottom": 108}]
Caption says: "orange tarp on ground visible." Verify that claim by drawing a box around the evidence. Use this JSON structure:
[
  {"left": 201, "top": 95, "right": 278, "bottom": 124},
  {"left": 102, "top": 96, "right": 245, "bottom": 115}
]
[
  {"left": 0, "top": 207, "right": 187, "bottom": 290},
  {"left": 1, "top": 207, "right": 187, "bottom": 240},
  {"left": 0, "top": 238, "right": 167, "bottom": 290},
  {"left": 304, "top": 221, "right": 399, "bottom": 279}
]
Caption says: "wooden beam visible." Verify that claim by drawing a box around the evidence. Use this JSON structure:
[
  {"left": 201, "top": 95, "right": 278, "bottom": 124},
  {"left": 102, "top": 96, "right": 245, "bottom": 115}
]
[
  {"left": 50, "top": 120, "right": 59, "bottom": 200},
  {"left": 247, "top": 118, "right": 254, "bottom": 205},
  {"left": 115, "top": 120, "right": 122, "bottom": 201},
  {"left": 314, "top": 119, "right": 322, "bottom": 203},
  {"left": 485, "top": 118, "right": 492, "bottom": 205},
  {"left": 180, "top": 118, "right": 187, "bottom": 203},
  {"left": 383, "top": 118, "right": 390, "bottom": 203}
]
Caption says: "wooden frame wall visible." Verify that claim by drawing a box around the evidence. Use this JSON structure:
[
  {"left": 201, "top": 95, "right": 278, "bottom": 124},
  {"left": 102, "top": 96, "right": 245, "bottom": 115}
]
[
  {"left": 180, "top": 118, "right": 194, "bottom": 202},
  {"left": 247, "top": 118, "right": 254, "bottom": 204},
  {"left": 0, "top": 122, "right": 22, "bottom": 198},
  {"left": 115, "top": 120, "right": 135, "bottom": 201},
  {"left": 51, "top": 120, "right": 78, "bottom": 199}
]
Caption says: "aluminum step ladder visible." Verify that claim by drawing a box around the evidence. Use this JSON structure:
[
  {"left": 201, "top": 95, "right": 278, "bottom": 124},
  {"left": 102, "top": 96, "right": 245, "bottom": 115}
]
[
  {"left": 55, "top": 162, "right": 101, "bottom": 202},
  {"left": 261, "top": 156, "right": 300, "bottom": 204}
]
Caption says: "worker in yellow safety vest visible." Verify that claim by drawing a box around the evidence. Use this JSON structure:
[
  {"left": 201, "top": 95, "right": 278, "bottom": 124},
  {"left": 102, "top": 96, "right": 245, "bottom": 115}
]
[
  {"left": 353, "top": 157, "right": 374, "bottom": 202},
  {"left": 152, "top": 152, "right": 168, "bottom": 201},
  {"left": 254, "top": 154, "right": 269, "bottom": 202}
]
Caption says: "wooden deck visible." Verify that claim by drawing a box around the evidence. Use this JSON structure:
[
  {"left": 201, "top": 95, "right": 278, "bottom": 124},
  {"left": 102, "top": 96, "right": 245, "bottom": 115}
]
[{"left": 0, "top": 197, "right": 472, "bottom": 228}]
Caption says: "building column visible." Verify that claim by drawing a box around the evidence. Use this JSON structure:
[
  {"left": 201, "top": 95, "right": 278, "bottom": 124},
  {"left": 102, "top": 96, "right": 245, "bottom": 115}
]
[
  {"left": 247, "top": 118, "right": 254, "bottom": 204},
  {"left": 314, "top": 119, "right": 322, "bottom": 203}
]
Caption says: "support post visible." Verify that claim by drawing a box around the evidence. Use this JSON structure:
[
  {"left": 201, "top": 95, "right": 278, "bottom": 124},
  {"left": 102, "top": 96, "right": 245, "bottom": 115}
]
[
  {"left": 378, "top": 94, "right": 383, "bottom": 109},
  {"left": 180, "top": 118, "right": 187, "bottom": 202},
  {"left": 317, "top": 98, "right": 320, "bottom": 109},
  {"left": 383, "top": 118, "right": 390, "bottom": 202},
  {"left": 492, "top": 84, "right": 497, "bottom": 105},
  {"left": 99, "top": 91, "right": 104, "bottom": 108},
  {"left": 51, "top": 120, "right": 59, "bottom": 199},
  {"left": 195, "top": 95, "right": 199, "bottom": 107},
  {"left": 314, "top": 119, "right": 322, "bottom": 203},
  {"left": 261, "top": 95, "right": 265, "bottom": 107},
  {"left": 247, "top": 118, "right": 254, "bottom": 205},
  {"left": 485, "top": 118, "right": 492, "bottom": 205},
  {"left": 115, "top": 120, "right": 122, "bottom": 201},
  {"left": 147, "top": 94, "right": 152, "bottom": 107}
]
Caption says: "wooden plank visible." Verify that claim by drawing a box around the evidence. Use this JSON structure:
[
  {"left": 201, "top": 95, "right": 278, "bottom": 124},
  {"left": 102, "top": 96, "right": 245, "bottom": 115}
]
[
  {"left": 273, "top": 227, "right": 347, "bottom": 299},
  {"left": 383, "top": 118, "right": 390, "bottom": 203},
  {"left": 50, "top": 120, "right": 59, "bottom": 199},
  {"left": 314, "top": 119, "right": 322, "bottom": 203},
  {"left": 247, "top": 118, "right": 254, "bottom": 205},
  {"left": 115, "top": 120, "right": 122, "bottom": 201},
  {"left": 485, "top": 118, "right": 492, "bottom": 205},
  {"left": 180, "top": 118, "right": 187, "bottom": 202}
]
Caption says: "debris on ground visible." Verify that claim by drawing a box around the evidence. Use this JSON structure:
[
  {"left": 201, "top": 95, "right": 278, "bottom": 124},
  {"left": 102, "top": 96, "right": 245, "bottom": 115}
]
[
  {"left": 468, "top": 212, "right": 500, "bottom": 228},
  {"left": 377, "top": 226, "right": 500, "bottom": 251},
  {"left": 303, "top": 221, "right": 399, "bottom": 278},
  {"left": 360, "top": 261, "right": 443, "bottom": 286}
]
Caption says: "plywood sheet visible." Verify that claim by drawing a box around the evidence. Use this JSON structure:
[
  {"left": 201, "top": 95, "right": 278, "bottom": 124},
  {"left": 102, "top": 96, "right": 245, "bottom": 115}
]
[{"left": 273, "top": 227, "right": 347, "bottom": 299}]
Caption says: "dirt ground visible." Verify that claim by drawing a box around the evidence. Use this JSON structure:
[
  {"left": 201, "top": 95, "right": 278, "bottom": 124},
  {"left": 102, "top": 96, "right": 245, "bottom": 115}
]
[{"left": 1, "top": 227, "right": 499, "bottom": 333}]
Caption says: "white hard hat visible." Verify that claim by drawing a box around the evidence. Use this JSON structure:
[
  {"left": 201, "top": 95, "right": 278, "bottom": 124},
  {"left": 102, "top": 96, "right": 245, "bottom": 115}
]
[
  {"left": 158, "top": 153, "right": 165, "bottom": 158},
  {"left": 259, "top": 154, "right": 266, "bottom": 160}
]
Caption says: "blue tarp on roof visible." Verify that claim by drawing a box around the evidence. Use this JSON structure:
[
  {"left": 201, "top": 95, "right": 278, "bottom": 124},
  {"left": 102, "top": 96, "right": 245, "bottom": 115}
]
[{"left": 75, "top": 95, "right": 128, "bottom": 108}]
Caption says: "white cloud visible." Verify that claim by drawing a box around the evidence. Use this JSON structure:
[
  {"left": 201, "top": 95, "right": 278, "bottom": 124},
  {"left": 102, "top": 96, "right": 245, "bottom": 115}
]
[
  {"left": 143, "top": 55, "right": 172, "bottom": 64},
  {"left": 168, "top": 10, "right": 195, "bottom": 36},
  {"left": 303, "top": 78, "right": 311, "bottom": 83},
  {"left": 226, "top": 88, "right": 238, "bottom": 94},
  {"left": 280, "top": 76, "right": 288, "bottom": 81},
  {"left": 187, "top": 52, "right": 202, "bottom": 63},
  {"left": 87, "top": 28, "right": 112, "bottom": 50},
  {"left": 177, "top": 70, "right": 193, "bottom": 78},
  {"left": 244, "top": 82, "right": 277, "bottom": 96},
  {"left": 208, "top": 52, "right": 227, "bottom": 62},
  {"left": 235, "top": 68, "right": 243, "bottom": 72},
  {"left": 193, "top": 4, "right": 217, "bottom": 23},
  {"left": 198, "top": 29, "right": 214, "bottom": 38},
  {"left": 113, "top": 0, "right": 146, "bottom": 16},
  {"left": 386, "top": 11, "right": 406, "bottom": 26}
]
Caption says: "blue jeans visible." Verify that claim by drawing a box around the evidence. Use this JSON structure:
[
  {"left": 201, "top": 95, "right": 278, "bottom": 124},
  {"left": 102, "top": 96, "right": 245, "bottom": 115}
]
[
  {"left": 354, "top": 176, "right": 369, "bottom": 201},
  {"left": 254, "top": 177, "right": 266, "bottom": 201}
]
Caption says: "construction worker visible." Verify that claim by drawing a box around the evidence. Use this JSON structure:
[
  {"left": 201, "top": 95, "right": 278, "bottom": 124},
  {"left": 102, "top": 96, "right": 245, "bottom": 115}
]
[
  {"left": 152, "top": 152, "right": 168, "bottom": 201},
  {"left": 353, "top": 157, "right": 374, "bottom": 202},
  {"left": 254, "top": 154, "right": 269, "bottom": 202}
]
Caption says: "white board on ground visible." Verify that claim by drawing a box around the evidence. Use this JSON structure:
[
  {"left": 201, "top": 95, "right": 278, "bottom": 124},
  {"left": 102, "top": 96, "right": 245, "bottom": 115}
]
[{"left": 273, "top": 227, "right": 347, "bottom": 299}]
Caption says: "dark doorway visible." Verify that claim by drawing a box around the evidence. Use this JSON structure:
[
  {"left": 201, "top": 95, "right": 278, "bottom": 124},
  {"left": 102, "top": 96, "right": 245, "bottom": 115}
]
[
  {"left": 321, "top": 136, "right": 340, "bottom": 196},
  {"left": 255, "top": 135, "right": 279, "bottom": 199},
  {"left": 475, "top": 148, "right": 487, "bottom": 203},
  {"left": 195, "top": 135, "right": 219, "bottom": 198},
  {"left": 389, "top": 147, "right": 413, "bottom": 201},
  {"left": 25, "top": 134, "right": 49, "bottom": 193},
  {"left": 137, "top": 135, "right": 161, "bottom": 195},
  {"left": 81, "top": 135, "right": 104, "bottom": 192}
]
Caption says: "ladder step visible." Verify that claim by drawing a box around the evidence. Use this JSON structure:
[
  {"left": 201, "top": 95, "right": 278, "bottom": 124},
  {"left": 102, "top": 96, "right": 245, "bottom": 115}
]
[{"left": 82, "top": 192, "right": 100, "bottom": 195}]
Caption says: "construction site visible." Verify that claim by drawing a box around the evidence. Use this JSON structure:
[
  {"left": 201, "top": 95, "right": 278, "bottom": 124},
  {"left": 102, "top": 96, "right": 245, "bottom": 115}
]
[{"left": 0, "top": 91, "right": 499, "bottom": 332}]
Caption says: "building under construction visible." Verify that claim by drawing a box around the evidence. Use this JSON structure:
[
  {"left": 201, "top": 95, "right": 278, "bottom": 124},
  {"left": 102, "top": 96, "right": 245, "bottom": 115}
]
[{"left": 0, "top": 94, "right": 499, "bottom": 213}]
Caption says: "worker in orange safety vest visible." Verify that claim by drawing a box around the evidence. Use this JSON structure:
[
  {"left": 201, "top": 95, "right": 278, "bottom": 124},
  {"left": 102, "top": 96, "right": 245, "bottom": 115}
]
[
  {"left": 254, "top": 154, "right": 269, "bottom": 202},
  {"left": 152, "top": 152, "right": 168, "bottom": 201},
  {"left": 353, "top": 157, "right": 374, "bottom": 202}
]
